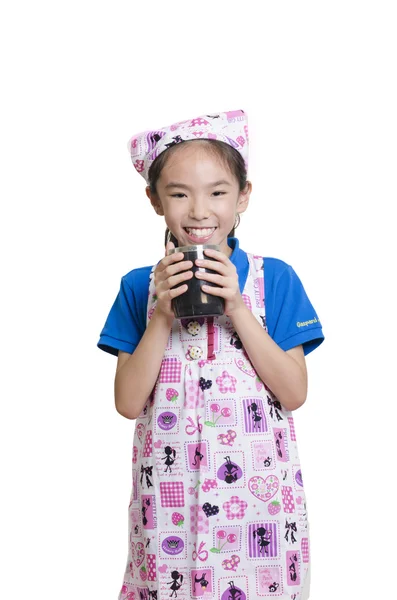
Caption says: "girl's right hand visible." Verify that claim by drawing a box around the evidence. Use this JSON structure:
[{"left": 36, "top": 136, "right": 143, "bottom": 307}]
[{"left": 153, "top": 241, "right": 193, "bottom": 320}]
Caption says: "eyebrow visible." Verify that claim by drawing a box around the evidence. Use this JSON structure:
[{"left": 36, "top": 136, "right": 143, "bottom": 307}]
[{"left": 165, "top": 180, "right": 232, "bottom": 190}]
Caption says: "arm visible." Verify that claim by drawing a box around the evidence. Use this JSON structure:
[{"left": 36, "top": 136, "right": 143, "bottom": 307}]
[
  {"left": 115, "top": 309, "right": 173, "bottom": 419},
  {"left": 195, "top": 248, "right": 308, "bottom": 411},
  {"left": 114, "top": 241, "right": 194, "bottom": 420},
  {"left": 230, "top": 304, "right": 307, "bottom": 410}
]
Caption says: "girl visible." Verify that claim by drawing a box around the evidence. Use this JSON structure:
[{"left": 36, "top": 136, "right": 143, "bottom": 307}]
[{"left": 98, "top": 110, "right": 324, "bottom": 600}]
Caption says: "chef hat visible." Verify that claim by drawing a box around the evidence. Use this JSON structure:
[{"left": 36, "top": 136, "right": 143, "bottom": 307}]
[{"left": 127, "top": 109, "right": 249, "bottom": 183}]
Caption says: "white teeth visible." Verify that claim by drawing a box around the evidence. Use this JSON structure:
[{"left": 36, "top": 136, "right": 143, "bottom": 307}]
[{"left": 186, "top": 228, "right": 215, "bottom": 237}]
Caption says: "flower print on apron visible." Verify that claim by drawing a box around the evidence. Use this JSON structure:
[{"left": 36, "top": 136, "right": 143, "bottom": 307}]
[{"left": 118, "top": 253, "right": 311, "bottom": 600}]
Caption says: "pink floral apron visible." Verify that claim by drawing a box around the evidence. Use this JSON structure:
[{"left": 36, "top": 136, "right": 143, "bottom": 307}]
[{"left": 119, "top": 253, "right": 311, "bottom": 600}]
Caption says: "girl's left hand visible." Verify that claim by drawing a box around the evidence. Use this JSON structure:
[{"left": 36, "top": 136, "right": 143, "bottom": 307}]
[{"left": 195, "top": 248, "right": 246, "bottom": 316}]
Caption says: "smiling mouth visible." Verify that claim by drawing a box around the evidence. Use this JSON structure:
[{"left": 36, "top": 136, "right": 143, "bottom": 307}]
[{"left": 184, "top": 227, "right": 217, "bottom": 237}]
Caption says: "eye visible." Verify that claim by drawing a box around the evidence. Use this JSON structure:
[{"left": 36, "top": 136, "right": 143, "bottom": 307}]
[
  {"left": 212, "top": 191, "right": 226, "bottom": 197},
  {"left": 171, "top": 193, "right": 187, "bottom": 198}
]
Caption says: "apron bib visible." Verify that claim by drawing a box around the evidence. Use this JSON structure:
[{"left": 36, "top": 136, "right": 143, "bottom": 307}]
[{"left": 119, "top": 253, "right": 311, "bottom": 600}]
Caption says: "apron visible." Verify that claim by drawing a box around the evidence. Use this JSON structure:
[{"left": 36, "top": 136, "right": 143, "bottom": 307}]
[{"left": 119, "top": 253, "right": 311, "bottom": 600}]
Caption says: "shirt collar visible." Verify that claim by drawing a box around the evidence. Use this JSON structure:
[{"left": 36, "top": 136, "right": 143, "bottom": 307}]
[{"left": 228, "top": 237, "right": 249, "bottom": 294}]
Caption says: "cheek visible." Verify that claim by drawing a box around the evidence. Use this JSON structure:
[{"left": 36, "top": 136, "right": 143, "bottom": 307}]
[
  {"left": 164, "top": 203, "right": 186, "bottom": 222},
  {"left": 216, "top": 200, "right": 237, "bottom": 219}
]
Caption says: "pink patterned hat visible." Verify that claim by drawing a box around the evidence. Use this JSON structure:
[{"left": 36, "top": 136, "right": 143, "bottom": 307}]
[{"left": 127, "top": 109, "right": 249, "bottom": 183}]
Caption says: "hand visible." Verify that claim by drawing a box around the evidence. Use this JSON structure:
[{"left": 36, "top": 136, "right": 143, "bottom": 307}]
[
  {"left": 153, "top": 241, "right": 193, "bottom": 320},
  {"left": 194, "top": 248, "right": 246, "bottom": 316}
]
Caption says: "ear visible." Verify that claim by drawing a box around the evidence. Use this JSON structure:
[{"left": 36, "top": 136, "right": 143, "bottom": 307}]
[
  {"left": 146, "top": 186, "right": 164, "bottom": 216},
  {"left": 236, "top": 181, "right": 252, "bottom": 215}
]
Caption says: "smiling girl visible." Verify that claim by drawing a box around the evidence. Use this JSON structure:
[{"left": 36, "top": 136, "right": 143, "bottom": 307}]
[{"left": 98, "top": 110, "right": 324, "bottom": 600}]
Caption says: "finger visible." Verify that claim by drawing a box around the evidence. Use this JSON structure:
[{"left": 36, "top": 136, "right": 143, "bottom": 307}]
[
  {"left": 195, "top": 271, "right": 226, "bottom": 286},
  {"left": 195, "top": 259, "right": 229, "bottom": 275},
  {"left": 166, "top": 241, "right": 175, "bottom": 256},
  {"left": 162, "top": 260, "right": 193, "bottom": 279},
  {"left": 157, "top": 250, "right": 185, "bottom": 272},
  {"left": 168, "top": 283, "right": 189, "bottom": 299},
  {"left": 155, "top": 264, "right": 192, "bottom": 292},
  {"left": 158, "top": 280, "right": 189, "bottom": 301},
  {"left": 200, "top": 284, "right": 228, "bottom": 297},
  {"left": 166, "top": 270, "right": 193, "bottom": 289},
  {"left": 203, "top": 248, "right": 229, "bottom": 263},
  {"left": 156, "top": 268, "right": 192, "bottom": 292}
]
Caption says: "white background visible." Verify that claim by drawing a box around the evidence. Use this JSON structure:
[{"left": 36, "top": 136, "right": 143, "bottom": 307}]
[{"left": 1, "top": 1, "right": 396, "bottom": 598}]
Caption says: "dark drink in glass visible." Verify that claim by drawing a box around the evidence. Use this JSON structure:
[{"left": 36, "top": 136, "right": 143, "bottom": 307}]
[{"left": 169, "top": 244, "right": 225, "bottom": 319}]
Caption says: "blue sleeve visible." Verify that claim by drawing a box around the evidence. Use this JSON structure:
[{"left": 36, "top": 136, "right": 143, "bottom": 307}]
[
  {"left": 264, "top": 258, "right": 324, "bottom": 356},
  {"left": 97, "top": 267, "right": 151, "bottom": 357}
]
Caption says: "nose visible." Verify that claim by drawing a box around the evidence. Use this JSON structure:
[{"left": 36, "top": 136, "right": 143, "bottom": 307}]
[{"left": 188, "top": 195, "right": 210, "bottom": 221}]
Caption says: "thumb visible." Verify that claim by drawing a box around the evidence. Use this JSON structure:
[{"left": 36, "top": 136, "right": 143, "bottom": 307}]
[{"left": 165, "top": 241, "right": 175, "bottom": 256}]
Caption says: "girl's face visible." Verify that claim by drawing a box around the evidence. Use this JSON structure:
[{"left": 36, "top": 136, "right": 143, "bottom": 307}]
[{"left": 147, "top": 143, "right": 251, "bottom": 256}]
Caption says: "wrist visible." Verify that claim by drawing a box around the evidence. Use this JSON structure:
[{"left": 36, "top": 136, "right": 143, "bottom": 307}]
[
  {"left": 152, "top": 306, "right": 174, "bottom": 330},
  {"left": 228, "top": 300, "right": 250, "bottom": 323}
]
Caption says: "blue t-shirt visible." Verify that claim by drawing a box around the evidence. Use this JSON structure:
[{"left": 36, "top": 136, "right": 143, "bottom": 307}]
[{"left": 97, "top": 238, "right": 324, "bottom": 357}]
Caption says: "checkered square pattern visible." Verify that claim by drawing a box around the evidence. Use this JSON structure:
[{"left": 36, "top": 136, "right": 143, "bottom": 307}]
[
  {"left": 159, "top": 357, "right": 182, "bottom": 383},
  {"left": 301, "top": 537, "right": 310, "bottom": 563},
  {"left": 288, "top": 417, "right": 296, "bottom": 441},
  {"left": 160, "top": 481, "right": 184, "bottom": 507},
  {"left": 242, "top": 294, "right": 252, "bottom": 311}
]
